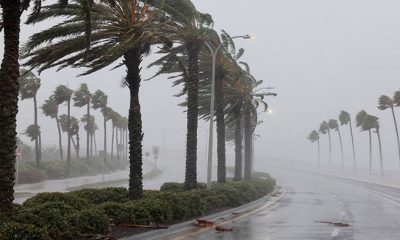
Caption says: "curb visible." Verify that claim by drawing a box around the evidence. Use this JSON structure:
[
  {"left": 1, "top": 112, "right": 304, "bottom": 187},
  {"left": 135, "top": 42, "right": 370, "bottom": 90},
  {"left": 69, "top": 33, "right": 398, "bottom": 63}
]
[{"left": 121, "top": 186, "right": 285, "bottom": 240}]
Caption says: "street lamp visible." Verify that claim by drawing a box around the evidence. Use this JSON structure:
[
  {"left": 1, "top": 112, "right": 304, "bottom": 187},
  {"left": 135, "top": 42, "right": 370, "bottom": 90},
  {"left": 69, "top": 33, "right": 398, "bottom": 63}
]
[{"left": 204, "top": 34, "right": 255, "bottom": 189}]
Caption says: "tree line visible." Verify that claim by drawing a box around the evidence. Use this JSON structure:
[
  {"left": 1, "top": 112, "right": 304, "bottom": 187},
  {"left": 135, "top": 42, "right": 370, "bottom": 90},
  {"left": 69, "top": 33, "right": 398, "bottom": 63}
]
[
  {"left": 0, "top": 0, "right": 276, "bottom": 215},
  {"left": 308, "top": 91, "right": 400, "bottom": 176},
  {"left": 19, "top": 70, "right": 129, "bottom": 175}
]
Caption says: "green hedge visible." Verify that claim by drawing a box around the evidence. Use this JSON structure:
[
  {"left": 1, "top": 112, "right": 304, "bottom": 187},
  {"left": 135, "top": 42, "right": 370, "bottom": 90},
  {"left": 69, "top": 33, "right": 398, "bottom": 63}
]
[{"left": 3, "top": 174, "right": 275, "bottom": 239}]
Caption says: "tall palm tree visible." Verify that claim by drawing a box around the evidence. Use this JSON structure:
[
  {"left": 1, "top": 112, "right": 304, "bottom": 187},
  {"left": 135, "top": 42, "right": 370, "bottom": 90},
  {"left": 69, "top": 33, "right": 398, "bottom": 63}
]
[
  {"left": 41, "top": 95, "right": 63, "bottom": 161},
  {"left": 308, "top": 130, "right": 320, "bottom": 165},
  {"left": 19, "top": 69, "right": 42, "bottom": 166},
  {"left": 359, "top": 113, "right": 384, "bottom": 176},
  {"left": 23, "top": 0, "right": 170, "bottom": 199},
  {"left": 73, "top": 83, "right": 92, "bottom": 160},
  {"left": 319, "top": 121, "right": 331, "bottom": 163},
  {"left": 92, "top": 90, "right": 108, "bottom": 160},
  {"left": 329, "top": 119, "right": 344, "bottom": 170},
  {"left": 378, "top": 95, "right": 400, "bottom": 169},
  {"left": 54, "top": 85, "right": 73, "bottom": 174},
  {"left": 356, "top": 110, "right": 373, "bottom": 174},
  {"left": 81, "top": 114, "right": 97, "bottom": 157},
  {"left": 101, "top": 106, "right": 114, "bottom": 160},
  {"left": 339, "top": 110, "right": 356, "bottom": 171},
  {"left": 60, "top": 114, "right": 80, "bottom": 160}
]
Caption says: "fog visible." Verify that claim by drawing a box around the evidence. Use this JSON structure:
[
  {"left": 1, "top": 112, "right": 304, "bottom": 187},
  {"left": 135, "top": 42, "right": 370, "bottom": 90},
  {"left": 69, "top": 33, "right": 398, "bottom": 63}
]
[{"left": 4, "top": 0, "right": 400, "bottom": 175}]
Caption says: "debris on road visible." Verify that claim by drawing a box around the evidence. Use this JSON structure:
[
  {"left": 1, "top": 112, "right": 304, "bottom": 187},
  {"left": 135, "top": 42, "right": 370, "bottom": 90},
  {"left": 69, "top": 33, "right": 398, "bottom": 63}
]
[
  {"left": 195, "top": 219, "right": 214, "bottom": 227},
  {"left": 315, "top": 221, "right": 350, "bottom": 227},
  {"left": 119, "top": 224, "right": 169, "bottom": 229},
  {"left": 215, "top": 225, "right": 233, "bottom": 232}
]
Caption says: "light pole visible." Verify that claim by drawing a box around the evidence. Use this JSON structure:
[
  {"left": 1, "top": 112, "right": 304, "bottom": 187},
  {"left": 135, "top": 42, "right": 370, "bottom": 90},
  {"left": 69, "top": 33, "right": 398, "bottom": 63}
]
[{"left": 204, "top": 34, "right": 255, "bottom": 189}]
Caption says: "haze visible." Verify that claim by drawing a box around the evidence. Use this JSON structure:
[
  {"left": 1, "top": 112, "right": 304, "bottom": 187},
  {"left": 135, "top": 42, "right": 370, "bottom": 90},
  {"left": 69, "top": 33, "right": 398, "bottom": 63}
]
[{"left": 4, "top": 0, "right": 400, "bottom": 173}]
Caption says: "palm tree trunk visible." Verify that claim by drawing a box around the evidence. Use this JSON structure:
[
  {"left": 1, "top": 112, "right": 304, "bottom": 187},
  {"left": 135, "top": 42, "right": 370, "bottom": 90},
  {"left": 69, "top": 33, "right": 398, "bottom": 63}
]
[
  {"left": 76, "top": 133, "right": 80, "bottom": 160},
  {"left": 116, "top": 127, "right": 120, "bottom": 161},
  {"left": 337, "top": 127, "right": 344, "bottom": 171},
  {"left": 111, "top": 126, "right": 114, "bottom": 161},
  {"left": 349, "top": 121, "right": 356, "bottom": 172},
  {"left": 125, "top": 128, "right": 128, "bottom": 161},
  {"left": 67, "top": 100, "right": 71, "bottom": 176},
  {"left": 56, "top": 115, "right": 64, "bottom": 161},
  {"left": 33, "top": 95, "right": 40, "bottom": 166},
  {"left": 368, "top": 129, "right": 372, "bottom": 175},
  {"left": 125, "top": 47, "right": 143, "bottom": 199},
  {"left": 327, "top": 129, "right": 332, "bottom": 164},
  {"left": 234, "top": 105, "right": 243, "bottom": 181},
  {"left": 377, "top": 129, "right": 384, "bottom": 177},
  {"left": 86, "top": 102, "right": 90, "bottom": 160},
  {"left": 244, "top": 108, "right": 252, "bottom": 180},
  {"left": 103, "top": 115, "right": 107, "bottom": 162},
  {"left": 94, "top": 132, "right": 97, "bottom": 156},
  {"left": 215, "top": 69, "right": 226, "bottom": 183},
  {"left": 90, "top": 133, "right": 93, "bottom": 157},
  {"left": 0, "top": 0, "right": 20, "bottom": 215},
  {"left": 390, "top": 107, "right": 400, "bottom": 169},
  {"left": 317, "top": 139, "right": 321, "bottom": 166},
  {"left": 120, "top": 127, "right": 123, "bottom": 160},
  {"left": 184, "top": 41, "right": 200, "bottom": 191}
]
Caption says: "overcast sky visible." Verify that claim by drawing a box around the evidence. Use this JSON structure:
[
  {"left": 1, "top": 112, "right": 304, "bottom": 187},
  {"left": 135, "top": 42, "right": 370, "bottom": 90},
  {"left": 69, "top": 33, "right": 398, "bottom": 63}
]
[{"left": 3, "top": 0, "right": 400, "bottom": 172}]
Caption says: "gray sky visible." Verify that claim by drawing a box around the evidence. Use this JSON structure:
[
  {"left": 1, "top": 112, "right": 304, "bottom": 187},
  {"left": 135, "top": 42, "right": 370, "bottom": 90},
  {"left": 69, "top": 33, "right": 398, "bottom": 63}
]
[{"left": 3, "top": 0, "right": 400, "bottom": 171}]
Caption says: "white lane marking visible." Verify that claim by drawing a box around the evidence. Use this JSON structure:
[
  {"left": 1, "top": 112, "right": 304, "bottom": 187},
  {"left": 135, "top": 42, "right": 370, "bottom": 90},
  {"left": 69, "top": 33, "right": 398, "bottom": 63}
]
[
  {"left": 371, "top": 191, "right": 400, "bottom": 207},
  {"left": 331, "top": 228, "right": 341, "bottom": 237}
]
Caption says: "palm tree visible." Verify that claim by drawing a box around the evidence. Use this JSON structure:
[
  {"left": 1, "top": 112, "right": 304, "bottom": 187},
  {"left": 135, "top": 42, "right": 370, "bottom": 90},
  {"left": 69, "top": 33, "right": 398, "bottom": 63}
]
[
  {"left": 356, "top": 110, "right": 373, "bottom": 174},
  {"left": 378, "top": 95, "right": 400, "bottom": 169},
  {"left": 41, "top": 95, "right": 63, "bottom": 161},
  {"left": 54, "top": 85, "right": 73, "bottom": 174},
  {"left": 19, "top": 69, "right": 42, "bottom": 166},
  {"left": 81, "top": 114, "right": 97, "bottom": 157},
  {"left": 319, "top": 121, "right": 331, "bottom": 163},
  {"left": 23, "top": 0, "right": 170, "bottom": 199},
  {"left": 73, "top": 83, "right": 92, "bottom": 160},
  {"left": 60, "top": 115, "right": 80, "bottom": 160},
  {"left": 92, "top": 90, "right": 108, "bottom": 161},
  {"left": 329, "top": 119, "right": 344, "bottom": 170},
  {"left": 308, "top": 130, "right": 320, "bottom": 165},
  {"left": 339, "top": 110, "right": 356, "bottom": 171},
  {"left": 358, "top": 113, "right": 384, "bottom": 176}
]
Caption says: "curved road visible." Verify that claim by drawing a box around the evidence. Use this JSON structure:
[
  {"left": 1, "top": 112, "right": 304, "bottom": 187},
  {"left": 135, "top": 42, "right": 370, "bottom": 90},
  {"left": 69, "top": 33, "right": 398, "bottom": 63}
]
[{"left": 183, "top": 166, "right": 400, "bottom": 240}]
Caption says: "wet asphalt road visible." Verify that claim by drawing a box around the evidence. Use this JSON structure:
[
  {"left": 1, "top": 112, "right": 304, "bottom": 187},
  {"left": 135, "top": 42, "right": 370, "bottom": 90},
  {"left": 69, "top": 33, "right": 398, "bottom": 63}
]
[{"left": 186, "top": 167, "right": 400, "bottom": 240}]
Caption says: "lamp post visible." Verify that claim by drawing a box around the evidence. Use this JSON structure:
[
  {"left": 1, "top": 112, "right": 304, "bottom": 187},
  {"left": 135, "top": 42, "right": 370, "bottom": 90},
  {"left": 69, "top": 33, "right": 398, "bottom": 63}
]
[{"left": 204, "top": 34, "right": 255, "bottom": 189}]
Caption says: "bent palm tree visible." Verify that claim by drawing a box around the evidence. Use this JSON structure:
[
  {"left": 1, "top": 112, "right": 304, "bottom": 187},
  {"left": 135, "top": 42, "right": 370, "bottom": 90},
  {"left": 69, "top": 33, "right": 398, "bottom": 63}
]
[
  {"left": 42, "top": 95, "right": 63, "bottom": 161},
  {"left": 19, "top": 69, "right": 42, "bottom": 166},
  {"left": 73, "top": 83, "right": 91, "bottom": 160},
  {"left": 54, "top": 85, "right": 73, "bottom": 173},
  {"left": 378, "top": 95, "right": 400, "bottom": 169},
  {"left": 319, "top": 121, "right": 331, "bottom": 163},
  {"left": 329, "top": 119, "right": 344, "bottom": 170},
  {"left": 356, "top": 110, "right": 373, "bottom": 174},
  {"left": 60, "top": 115, "right": 80, "bottom": 159},
  {"left": 92, "top": 90, "right": 108, "bottom": 161},
  {"left": 308, "top": 130, "right": 320, "bottom": 165},
  {"left": 339, "top": 110, "right": 356, "bottom": 171},
  {"left": 23, "top": 0, "right": 169, "bottom": 199}
]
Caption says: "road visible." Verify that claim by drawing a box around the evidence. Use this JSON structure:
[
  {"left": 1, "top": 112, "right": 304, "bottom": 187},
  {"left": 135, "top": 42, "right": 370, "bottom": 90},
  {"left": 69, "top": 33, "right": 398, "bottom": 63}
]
[{"left": 183, "top": 166, "right": 400, "bottom": 240}]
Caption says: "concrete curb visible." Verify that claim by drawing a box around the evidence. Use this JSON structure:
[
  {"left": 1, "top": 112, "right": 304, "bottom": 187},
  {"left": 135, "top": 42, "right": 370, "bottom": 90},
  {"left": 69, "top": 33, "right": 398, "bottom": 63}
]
[{"left": 121, "top": 186, "right": 285, "bottom": 240}]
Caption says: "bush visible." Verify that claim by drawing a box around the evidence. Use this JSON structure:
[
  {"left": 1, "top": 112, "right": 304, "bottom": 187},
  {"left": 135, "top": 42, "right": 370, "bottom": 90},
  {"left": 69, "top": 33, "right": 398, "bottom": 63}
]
[
  {"left": 69, "top": 208, "right": 109, "bottom": 234},
  {"left": 99, "top": 202, "right": 151, "bottom": 225},
  {"left": 41, "top": 161, "right": 67, "bottom": 179},
  {"left": 160, "top": 182, "right": 183, "bottom": 192},
  {"left": 70, "top": 187, "right": 129, "bottom": 204},
  {"left": 0, "top": 222, "right": 49, "bottom": 240},
  {"left": 0, "top": 211, "right": 9, "bottom": 226},
  {"left": 23, "top": 192, "right": 88, "bottom": 210},
  {"left": 16, "top": 202, "right": 78, "bottom": 240},
  {"left": 135, "top": 199, "right": 173, "bottom": 223}
]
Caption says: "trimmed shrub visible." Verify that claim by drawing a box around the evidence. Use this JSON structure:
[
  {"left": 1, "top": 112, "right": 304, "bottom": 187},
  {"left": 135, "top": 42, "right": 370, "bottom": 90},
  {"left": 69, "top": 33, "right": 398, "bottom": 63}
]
[
  {"left": 16, "top": 202, "right": 78, "bottom": 240},
  {"left": 0, "top": 222, "right": 49, "bottom": 240},
  {"left": 100, "top": 202, "right": 151, "bottom": 225},
  {"left": 70, "top": 187, "right": 129, "bottom": 204},
  {"left": 160, "top": 182, "right": 183, "bottom": 192},
  {"left": 17, "top": 170, "right": 46, "bottom": 184},
  {"left": 0, "top": 211, "right": 9, "bottom": 226},
  {"left": 69, "top": 208, "right": 109, "bottom": 234},
  {"left": 23, "top": 192, "right": 88, "bottom": 210},
  {"left": 41, "top": 161, "right": 67, "bottom": 179},
  {"left": 135, "top": 199, "right": 173, "bottom": 223}
]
